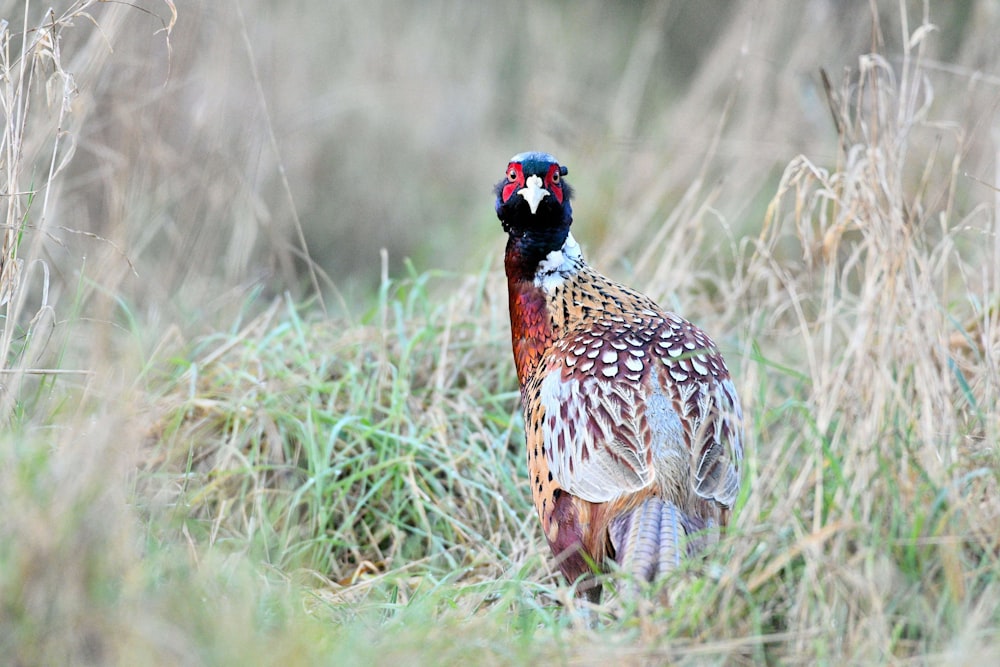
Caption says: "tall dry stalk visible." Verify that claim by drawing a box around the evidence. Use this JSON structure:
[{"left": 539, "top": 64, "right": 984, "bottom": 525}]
[
  {"left": 0, "top": 1, "right": 175, "bottom": 419},
  {"left": 714, "top": 10, "right": 1000, "bottom": 657}
]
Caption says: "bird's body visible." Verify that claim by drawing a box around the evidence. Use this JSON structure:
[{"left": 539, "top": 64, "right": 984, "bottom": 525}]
[{"left": 495, "top": 152, "right": 743, "bottom": 600}]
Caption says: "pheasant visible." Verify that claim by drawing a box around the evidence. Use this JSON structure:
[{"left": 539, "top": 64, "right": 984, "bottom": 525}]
[{"left": 495, "top": 151, "right": 744, "bottom": 601}]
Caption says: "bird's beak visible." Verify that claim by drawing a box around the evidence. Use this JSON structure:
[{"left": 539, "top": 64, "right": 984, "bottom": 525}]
[{"left": 518, "top": 174, "right": 549, "bottom": 215}]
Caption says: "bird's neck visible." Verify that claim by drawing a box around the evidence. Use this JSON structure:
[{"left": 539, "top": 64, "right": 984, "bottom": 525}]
[
  {"left": 505, "top": 277, "right": 552, "bottom": 387},
  {"left": 504, "top": 230, "right": 583, "bottom": 387},
  {"left": 502, "top": 224, "right": 571, "bottom": 282}
]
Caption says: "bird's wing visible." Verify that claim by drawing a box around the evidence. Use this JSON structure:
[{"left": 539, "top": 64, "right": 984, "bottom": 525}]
[
  {"left": 686, "top": 374, "right": 743, "bottom": 508},
  {"left": 526, "top": 314, "right": 743, "bottom": 507},
  {"left": 532, "top": 357, "right": 654, "bottom": 503},
  {"left": 648, "top": 313, "right": 744, "bottom": 508},
  {"left": 525, "top": 315, "right": 665, "bottom": 504}
]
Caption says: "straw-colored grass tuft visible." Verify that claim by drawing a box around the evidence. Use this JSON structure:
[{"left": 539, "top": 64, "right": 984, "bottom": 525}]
[{"left": 2, "top": 1, "right": 998, "bottom": 664}]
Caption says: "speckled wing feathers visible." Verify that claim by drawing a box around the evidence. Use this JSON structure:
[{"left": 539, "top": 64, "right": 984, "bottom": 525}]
[
  {"left": 535, "top": 361, "right": 653, "bottom": 502},
  {"left": 519, "top": 263, "right": 743, "bottom": 583},
  {"left": 497, "top": 153, "right": 746, "bottom": 596}
]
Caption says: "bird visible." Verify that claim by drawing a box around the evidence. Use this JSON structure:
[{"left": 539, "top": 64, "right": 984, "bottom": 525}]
[{"left": 494, "top": 151, "right": 744, "bottom": 602}]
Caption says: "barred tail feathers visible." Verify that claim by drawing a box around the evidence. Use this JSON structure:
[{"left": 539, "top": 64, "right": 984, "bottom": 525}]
[{"left": 608, "top": 497, "right": 686, "bottom": 582}]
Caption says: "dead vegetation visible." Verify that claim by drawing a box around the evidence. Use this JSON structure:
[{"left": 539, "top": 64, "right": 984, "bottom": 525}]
[{"left": 1, "top": 1, "right": 998, "bottom": 664}]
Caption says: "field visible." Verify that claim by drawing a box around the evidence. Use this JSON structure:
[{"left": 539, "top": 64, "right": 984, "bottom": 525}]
[{"left": 2, "top": 0, "right": 999, "bottom": 664}]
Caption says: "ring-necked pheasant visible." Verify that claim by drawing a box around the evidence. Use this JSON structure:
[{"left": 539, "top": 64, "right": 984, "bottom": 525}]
[{"left": 495, "top": 151, "right": 744, "bottom": 601}]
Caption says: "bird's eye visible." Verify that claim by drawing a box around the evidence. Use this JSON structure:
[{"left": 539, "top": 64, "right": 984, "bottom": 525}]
[
  {"left": 507, "top": 168, "right": 517, "bottom": 182},
  {"left": 551, "top": 169, "right": 560, "bottom": 184}
]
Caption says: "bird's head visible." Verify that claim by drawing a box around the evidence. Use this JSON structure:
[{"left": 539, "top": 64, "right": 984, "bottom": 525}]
[{"left": 495, "top": 152, "right": 573, "bottom": 237}]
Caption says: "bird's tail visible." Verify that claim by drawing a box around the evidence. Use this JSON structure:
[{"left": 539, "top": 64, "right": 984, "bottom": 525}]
[{"left": 608, "top": 497, "right": 690, "bottom": 583}]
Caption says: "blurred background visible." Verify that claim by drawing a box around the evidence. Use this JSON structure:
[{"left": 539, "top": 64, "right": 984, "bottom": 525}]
[
  {"left": 4, "top": 0, "right": 999, "bottom": 327},
  {"left": 4, "top": 3, "right": 1000, "bottom": 662}
]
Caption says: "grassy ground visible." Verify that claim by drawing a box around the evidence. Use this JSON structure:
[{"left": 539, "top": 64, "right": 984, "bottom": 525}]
[{"left": 2, "top": 1, "right": 999, "bottom": 664}]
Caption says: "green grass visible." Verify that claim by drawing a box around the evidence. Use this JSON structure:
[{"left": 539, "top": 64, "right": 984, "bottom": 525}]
[
  {"left": 2, "top": 1, "right": 1000, "bottom": 665},
  {"left": 141, "top": 268, "right": 528, "bottom": 579},
  {"left": 5, "top": 251, "right": 997, "bottom": 663}
]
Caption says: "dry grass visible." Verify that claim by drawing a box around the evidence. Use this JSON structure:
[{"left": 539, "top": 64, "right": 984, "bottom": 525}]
[{"left": 2, "top": 0, "right": 1000, "bottom": 664}]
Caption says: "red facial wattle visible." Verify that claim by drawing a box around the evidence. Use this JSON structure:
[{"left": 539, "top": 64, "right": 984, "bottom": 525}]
[
  {"left": 501, "top": 161, "right": 564, "bottom": 207},
  {"left": 543, "top": 164, "right": 564, "bottom": 204},
  {"left": 501, "top": 162, "right": 525, "bottom": 204}
]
